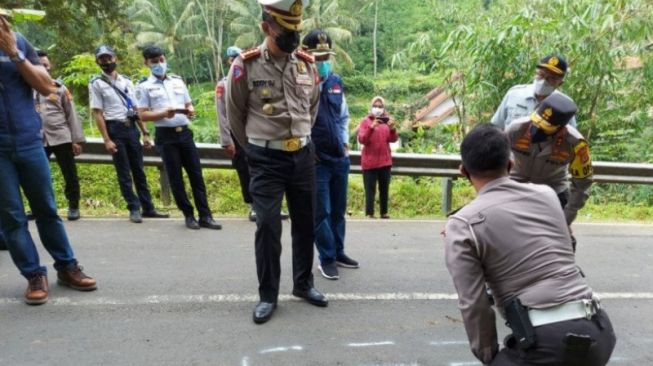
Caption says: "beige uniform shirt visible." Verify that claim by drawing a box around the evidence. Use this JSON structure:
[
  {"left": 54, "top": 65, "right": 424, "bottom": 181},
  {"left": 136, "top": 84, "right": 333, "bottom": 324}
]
[
  {"left": 225, "top": 40, "right": 320, "bottom": 148},
  {"left": 507, "top": 118, "right": 593, "bottom": 224},
  {"left": 444, "top": 177, "right": 592, "bottom": 364},
  {"left": 35, "top": 82, "right": 85, "bottom": 147}
]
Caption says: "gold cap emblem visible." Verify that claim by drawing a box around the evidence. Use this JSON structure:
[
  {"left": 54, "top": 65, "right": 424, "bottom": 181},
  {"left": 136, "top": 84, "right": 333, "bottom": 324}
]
[
  {"left": 548, "top": 56, "right": 559, "bottom": 67},
  {"left": 543, "top": 108, "right": 553, "bottom": 120},
  {"left": 290, "top": 0, "right": 303, "bottom": 16}
]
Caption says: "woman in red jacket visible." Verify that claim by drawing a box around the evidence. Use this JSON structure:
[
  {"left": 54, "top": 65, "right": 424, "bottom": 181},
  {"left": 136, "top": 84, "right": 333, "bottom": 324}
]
[{"left": 357, "top": 96, "right": 399, "bottom": 218}]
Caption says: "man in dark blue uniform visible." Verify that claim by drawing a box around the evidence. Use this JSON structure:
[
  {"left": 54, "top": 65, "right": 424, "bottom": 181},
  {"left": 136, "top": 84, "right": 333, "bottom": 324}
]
[
  {"left": 301, "top": 29, "right": 358, "bottom": 280},
  {"left": 0, "top": 14, "right": 96, "bottom": 304}
]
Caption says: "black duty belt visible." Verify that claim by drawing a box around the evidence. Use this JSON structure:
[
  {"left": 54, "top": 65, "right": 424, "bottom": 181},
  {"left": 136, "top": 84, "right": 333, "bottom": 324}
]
[{"left": 156, "top": 125, "right": 188, "bottom": 133}]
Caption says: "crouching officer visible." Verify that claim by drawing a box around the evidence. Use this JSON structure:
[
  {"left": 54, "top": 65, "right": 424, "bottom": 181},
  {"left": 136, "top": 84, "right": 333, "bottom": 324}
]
[
  {"left": 507, "top": 94, "right": 592, "bottom": 248},
  {"left": 226, "top": 0, "right": 327, "bottom": 324},
  {"left": 444, "top": 124, "right": 616, "bottom": 365}
]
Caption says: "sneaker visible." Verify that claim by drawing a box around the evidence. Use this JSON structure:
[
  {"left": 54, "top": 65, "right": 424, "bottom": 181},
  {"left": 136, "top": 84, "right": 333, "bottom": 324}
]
[
  {"left": 336, "top": 254, "right": 359, "bottom": 268},
  {"left": 318, "top": 262, "right": 339, "bottom": 280},
  {"left": 129, "top": 210, "right": 143, "bottom": 223},
  {"left": 25, "top": 274, "right": 48, "bottom": 305},
  {"left": 57, "top": 265, "right": 97, "bottom": 291},
  {"left": 67, "top": 208, "right": 80, "bottom": 221}
]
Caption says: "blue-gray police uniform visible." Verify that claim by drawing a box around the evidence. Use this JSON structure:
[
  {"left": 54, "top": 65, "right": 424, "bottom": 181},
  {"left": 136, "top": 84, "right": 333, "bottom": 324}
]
[
  {"left": 136, "top": 74, "right": 213, "bottom": 220},
  {"left": 89, "top": 74, "right": 156, "bottom": 213},
  {"left": 491, "top": 83, "right": 577, "bottom": 130}
]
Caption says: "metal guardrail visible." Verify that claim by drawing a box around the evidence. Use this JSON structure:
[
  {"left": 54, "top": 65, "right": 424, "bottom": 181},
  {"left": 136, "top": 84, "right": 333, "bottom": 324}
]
[{"left": 74, "top": 138, "right": 653, "bottom": 214}]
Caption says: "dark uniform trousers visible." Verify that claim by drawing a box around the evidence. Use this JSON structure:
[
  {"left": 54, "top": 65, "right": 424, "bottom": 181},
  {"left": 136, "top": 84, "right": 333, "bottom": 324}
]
[
  {"left": 232, "top": 133, "right": 253, "bottom": 204},
  {"left": 247, "top": 143, "right": 316, "bottom": 303},
  {"left": 155, "top": 126, "right": 211, "bottom": 219},
  {"left": 44, "top": 143, "right": 80, "bottom": 209},
  {"left": 492, "top": 309, "right": 616, "bottom": 365},
  {"left": 107, "top": 121, "right": 155, "bottom": 213}
]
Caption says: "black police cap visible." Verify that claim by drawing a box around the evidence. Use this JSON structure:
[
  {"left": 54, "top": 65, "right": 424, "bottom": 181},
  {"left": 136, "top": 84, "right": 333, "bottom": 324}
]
[
  {"left": 532, "top": 93, "right": 577, "bottom": 127},
  {"left": 301, "top": 28, "right": 335, "bottom": 56},
  {"left": 95, "top": 45, "right": 116, "bottom": 59},
  {"left": 537, "top": 54, "right": 568, "bottom": 76}
]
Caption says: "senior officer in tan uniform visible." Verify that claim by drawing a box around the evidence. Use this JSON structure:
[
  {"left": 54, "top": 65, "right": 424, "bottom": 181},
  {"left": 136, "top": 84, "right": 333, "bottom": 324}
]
[
  {"left": 507, "top": 93, "right": 592, "bottom": 230},
  {"left": 444, "top": 124, "right": 616, "bottom": 366},
  {"left": 35, "top": 50, "right": 85, "bottom": 220},
  {"left": 226, "top": 0, "right": 326, "bottom": 324}
]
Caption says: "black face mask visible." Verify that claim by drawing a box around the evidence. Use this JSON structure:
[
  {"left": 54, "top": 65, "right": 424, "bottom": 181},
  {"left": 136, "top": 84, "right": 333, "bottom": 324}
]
[
  {"left": 530, "top": 125, "right": 550, "bottom": 143},
  {"left": 274, "top": 30, "right": 300, "bottom": 54},
  {"left": 99, "top": 62, "right": 117, "bottom": 74}
]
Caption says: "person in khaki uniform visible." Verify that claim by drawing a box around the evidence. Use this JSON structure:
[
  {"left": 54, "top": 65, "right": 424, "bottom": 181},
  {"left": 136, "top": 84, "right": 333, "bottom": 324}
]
[
  {"left": 507, "top": 93, "right": 592, "bottom": 227},
  {"left": 35, "top": 50, "right": 85, "bottom": 220},
  {"left": 226, "top": 0, "right": 326, "bottom": 324},
  {"left": 444, "top": 124, "right": 616, "bottom": 366}
]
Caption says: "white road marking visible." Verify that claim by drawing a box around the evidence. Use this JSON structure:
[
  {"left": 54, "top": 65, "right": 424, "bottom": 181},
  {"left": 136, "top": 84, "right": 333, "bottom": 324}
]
[
  {"left": 0, "top": 292, "right": 652, "bottom": 306},
  {"left": 449, "top": 362, "right": 481, "bottom": 366},
  {"left": 241, "top": 356, "right": 249, "bottom": 366},
  {"left": 347, "top": 341, "right": 395, "bottom": 347},
  {"left": 259, "top": 345, "right": 303, "bottom": 354}
]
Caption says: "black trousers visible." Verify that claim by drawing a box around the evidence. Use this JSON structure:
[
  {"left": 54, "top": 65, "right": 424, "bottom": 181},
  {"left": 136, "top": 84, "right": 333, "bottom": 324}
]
[
  {"left": 363, "top": 166, "right": 391, "bottom": 216},
  {"left": 107, "top": 122, "right": 155, "bottom": 213},
  {"left": 247, "top": 143, "right": 315, "bottom": 303},
  {"left": 155, "top": 126, "right": 211, "bottom": 219},
  {"left": 232, "top": 136, "right": 252, "bottom": 204},
  {"left": 492, "top": 309, "right": 616, "bottom": 365},
  {"left": 44, "top": 143, "right": 80, "bottom": 209}
]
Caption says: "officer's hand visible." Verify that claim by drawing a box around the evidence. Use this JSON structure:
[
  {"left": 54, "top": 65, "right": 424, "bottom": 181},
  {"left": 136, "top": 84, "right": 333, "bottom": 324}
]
[
  {"left": 187, "top": 107, "right": 195, "bottom": 120},
  {"left": 104, "top": 140, "right": 118, "bottom": 154},
  {"left": 224, "top": 144, "right": 236, "bottom": 158},
  {"left": 72, "top": 143, "right": 82, "bottom": 156},
  {"left": 0, "top": 16, "right": 18, "bottom": 56},
  {"left": 143, "top": 135, "right": 153, "bottom": 150},
  {"left": 164, "top": 108, "right": 175, "bottom": 119}
]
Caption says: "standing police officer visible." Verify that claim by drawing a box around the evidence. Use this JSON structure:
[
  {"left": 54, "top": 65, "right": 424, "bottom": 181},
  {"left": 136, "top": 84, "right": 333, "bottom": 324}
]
[
  {"left": 507, "top": 93, "right": 592, "bottom": 228},
  {"left": 492, "top": 54, "right": 577, "bottom": 130},
  {"left": 35, "top": 50, "right": 85, "bottom": 221},
  {"left": 226, "top": 0, "right": 327, "bottom": 324},
  {"left": 301, "top": 29, "right": 358, "bottom": 280},
  {"left": 137, "top": 45, "right": 221, "bottom": 231},
  {"left": 90, "top": 45, "right": 168, "bottom": 223},
  {"left": 444, "top": 124, "right": 615, "bottom": 365}
]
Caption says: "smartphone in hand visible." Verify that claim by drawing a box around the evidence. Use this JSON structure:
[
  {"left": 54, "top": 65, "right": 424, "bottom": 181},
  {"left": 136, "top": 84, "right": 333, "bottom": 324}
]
[
  {"left": 175, "top": 108, "right": 190, "bottom": 115},
  {"left": 377, "top": 116, "right": 389, "bottom": 124}
]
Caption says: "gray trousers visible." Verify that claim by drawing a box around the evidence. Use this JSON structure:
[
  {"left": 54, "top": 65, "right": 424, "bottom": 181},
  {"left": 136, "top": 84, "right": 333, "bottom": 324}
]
[{"left": 491, "top": 309, "right": 616, "bottom": 365}]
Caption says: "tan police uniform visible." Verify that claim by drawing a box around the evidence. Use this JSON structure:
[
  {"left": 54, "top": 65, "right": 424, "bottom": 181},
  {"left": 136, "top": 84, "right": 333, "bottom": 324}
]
[
  {"left": 224, "top": 11, "right": 321, "bottom": 308},
  {"left": 507, "top": 118, "right": 593, "bottom": 224},
  {"left": 445, "top": 177, "right": 615, "bottom": 365}
]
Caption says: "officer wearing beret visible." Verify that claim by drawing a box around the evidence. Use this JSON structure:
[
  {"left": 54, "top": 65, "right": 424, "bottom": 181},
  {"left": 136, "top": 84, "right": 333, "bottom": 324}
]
[
  {"left": 444, "top": 124, "right": 615, "bottom": 366},
  {"left": 137, "top": 45, "right": 222, "bottom": 230},
  {"left": 35, "top": 49, "right": 85, "bottom": 221},
  {"left": 492, "top": 54, "right": 577, "bottom": 130},
  {"left": 301, "top": 29, "right": 359, "bottom": 280},
  {"left": 90, "top": 45, "right": 168, "bottom": 223},
  {"left": 226, "top": 0, "right": 327, "bottom": 324},
  {"left": 507, "top": 93, "right": 593, "bottom": 230}
]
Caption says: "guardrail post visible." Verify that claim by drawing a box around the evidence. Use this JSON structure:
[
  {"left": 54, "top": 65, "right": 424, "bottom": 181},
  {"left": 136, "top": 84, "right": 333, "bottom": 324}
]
[
  {"left": 158, "top": 165, "right": 172, "bottom": 206},
  {"left": 442, "top": 177, "right": 453, "bottom": 216}
]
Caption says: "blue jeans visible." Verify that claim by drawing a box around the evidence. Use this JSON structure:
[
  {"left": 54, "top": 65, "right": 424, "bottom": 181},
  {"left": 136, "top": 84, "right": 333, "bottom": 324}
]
[
  {"left": 314, "top": 158, "right": 350, "bottom": 265},
  {"left": 0, "top": 137, "right": 77, "bottom": 277}
]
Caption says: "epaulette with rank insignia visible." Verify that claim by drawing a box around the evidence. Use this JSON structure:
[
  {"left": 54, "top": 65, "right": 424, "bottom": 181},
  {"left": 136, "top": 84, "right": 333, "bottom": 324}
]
[
  {"left": 295, "top": 49, "right": 315, "bottom": 64},
  {"left": 241, "top": 48, "right": 261, "bottom": 62}
]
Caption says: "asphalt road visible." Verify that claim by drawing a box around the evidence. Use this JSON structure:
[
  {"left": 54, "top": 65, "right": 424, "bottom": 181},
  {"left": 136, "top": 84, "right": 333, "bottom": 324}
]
[{"left": 1, "top": 219, "right": 652, "bottom": 366}]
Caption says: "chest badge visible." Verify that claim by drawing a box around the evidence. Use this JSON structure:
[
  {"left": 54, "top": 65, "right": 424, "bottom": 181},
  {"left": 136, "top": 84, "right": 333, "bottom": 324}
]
[
  {"left": 297, "top": 62, "right": 307, "bottom": 74},
  {"left": 262, "top": 103, "right": 275, "bottom": 115}
]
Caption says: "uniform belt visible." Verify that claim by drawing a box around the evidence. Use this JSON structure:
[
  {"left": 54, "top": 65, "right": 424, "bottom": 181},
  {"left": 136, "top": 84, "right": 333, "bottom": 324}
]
[
  {"left": 156, "top": 125, "right": 188, "bottom": 133},
  {"left": 106, "top": 119, "right": 132, "bottom": 126},
  {"left": 528, "top": 296, "right": 600, "bottom": 327},
  {"left": 248, "top": 136, "right": 310, "bottom": 152}
]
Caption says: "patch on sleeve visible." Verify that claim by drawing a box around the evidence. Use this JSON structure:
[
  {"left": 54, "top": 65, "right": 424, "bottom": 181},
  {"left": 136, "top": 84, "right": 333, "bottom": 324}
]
[
  {"left": 232, "top": 65, "right": 245, "bottom": 81},
  {"left": 570, "top": 141, "right": 593, "bottom": 178},
  {"left": 329, "top": 84, "right": 342, "bottom": 94}
]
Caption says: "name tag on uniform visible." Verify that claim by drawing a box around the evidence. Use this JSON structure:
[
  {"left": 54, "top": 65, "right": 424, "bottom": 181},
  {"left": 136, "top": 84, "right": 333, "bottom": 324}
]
[
  {"left": 296, "top": 74, "right": 313, "bottom": 86},
  {"left": 253, "top": 80, "right": 275, "bottom": 87}
]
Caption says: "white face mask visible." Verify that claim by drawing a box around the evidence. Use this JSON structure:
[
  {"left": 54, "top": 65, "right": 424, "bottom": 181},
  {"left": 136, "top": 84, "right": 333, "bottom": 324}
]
[
  {"left": 371, "top": 107, "right": 384, "bottom": 117},
  {"left": 533, "top": 78, "right": 556, "bottom": 96}
]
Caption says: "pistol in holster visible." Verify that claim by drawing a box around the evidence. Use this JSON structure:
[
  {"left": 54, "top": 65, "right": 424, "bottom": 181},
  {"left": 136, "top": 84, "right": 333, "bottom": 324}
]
[{"left": 503, "top": 297, "right": 537, "bottom": 350}]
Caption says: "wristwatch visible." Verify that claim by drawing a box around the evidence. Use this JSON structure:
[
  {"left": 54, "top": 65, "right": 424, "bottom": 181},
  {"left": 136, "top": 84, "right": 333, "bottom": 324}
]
[{"left": 9, "top": 50, "right": 26, "bottom": 64}]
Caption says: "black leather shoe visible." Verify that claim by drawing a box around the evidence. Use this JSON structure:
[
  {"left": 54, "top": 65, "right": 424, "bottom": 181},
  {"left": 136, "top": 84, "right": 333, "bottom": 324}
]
[
  {"left": 199, "top": 217, "right": 222, "bottom": 230},
  {"left": 292, "top": 287, "right": 328, "bottom": 307},
  {"left": 142, "top": 210, "right": 170, "bottom": 218},
  {"left": 185, "top": 216, "right": 200, "bottom": 230},
  {"left": 67, "top": 208, "right": 80, "bottom": 221},
  {"left": 253, "top": 301, "right": 276, "bottom": 324},
  {"left": 129, "top": 210, "right": 143, "bottom": 223}
]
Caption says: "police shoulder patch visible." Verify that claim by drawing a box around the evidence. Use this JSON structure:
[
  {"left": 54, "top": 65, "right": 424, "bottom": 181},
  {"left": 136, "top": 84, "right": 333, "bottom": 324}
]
[
  {"left": 295, "top": 49, "right": 315, "bottom": 64},
  {"left": 570, "top": 140, "right": 593, "bottom": 179},
  {"left": 241, "top": 48, "right": 261, "bottom": 62}
]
